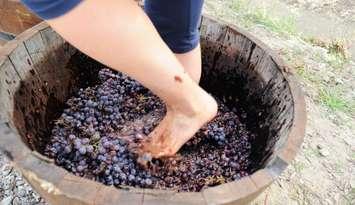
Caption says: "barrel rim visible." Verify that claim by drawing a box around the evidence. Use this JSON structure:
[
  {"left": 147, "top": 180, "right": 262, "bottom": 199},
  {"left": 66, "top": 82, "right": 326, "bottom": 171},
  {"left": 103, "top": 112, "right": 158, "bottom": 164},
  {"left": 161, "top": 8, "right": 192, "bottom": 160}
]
[{"left": 0, "top": 14, "right": 306, "bottom": 204}]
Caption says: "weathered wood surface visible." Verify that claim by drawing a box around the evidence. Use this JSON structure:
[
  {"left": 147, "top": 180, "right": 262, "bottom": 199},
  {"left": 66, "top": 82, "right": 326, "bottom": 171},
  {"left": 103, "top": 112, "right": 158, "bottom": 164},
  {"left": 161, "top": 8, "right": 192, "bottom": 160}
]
[
  {"left": 0, "top": 15, "right": 306, "bottom": 205},
  {"left": 0, "top": 56, "right": 21, "bottom": 126},
  {"left": 9, "top": 42, "right": 50, "bottom": 150},
  {"left": 0, "top": 0, "right": 42, "bottom": 35}
]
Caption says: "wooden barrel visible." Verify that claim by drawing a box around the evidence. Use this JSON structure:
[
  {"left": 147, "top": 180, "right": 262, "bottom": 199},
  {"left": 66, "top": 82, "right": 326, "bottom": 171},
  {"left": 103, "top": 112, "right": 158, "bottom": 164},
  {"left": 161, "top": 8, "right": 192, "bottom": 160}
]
[
  {"left": 0, "top": 16, "right": 306, "bottom": 205},
  {"left": 0, "top": 0, "right": 42, "bottom": 35}
]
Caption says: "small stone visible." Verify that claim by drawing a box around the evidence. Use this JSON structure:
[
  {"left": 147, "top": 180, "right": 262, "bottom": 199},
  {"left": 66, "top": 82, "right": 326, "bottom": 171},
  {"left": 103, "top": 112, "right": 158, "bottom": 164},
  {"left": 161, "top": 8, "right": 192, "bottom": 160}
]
[
  {"left": 324, "top": 199, "right": 333, "bottom": 205},
  {"left": 0, "top": 196, "right": 13, "bottom": 205},
  {"left": 335, "top": 78, "right": 343, "bottom": 85},
  {"left": 316, "top": 144, "right": 330, "bottom": 157},
  {"left": 350, "top": 178, "right": 355, "bottom": 189},
  {"left": 16, "top": 187, "right": 26, "bottom": 197},
  {"left": 11, "top": 197, "right": 21, "bottom": 205},
  {"left": 343, "top": 137, "right": 354, "bottom": 147},
  {"left": 0, "top": 165, "right": 12, "bottom": 176},
  {"left": 4, "top": 190, "right": 13, "bottom": 196},
  {"left": 15, "top": 180, "right": 24, "bottom": 186},
  {"left": 318, "top": 148, "right": 330, "bottom": 157},
  {"left": 3, "top": 176, "right": 15, "bottom": 190},
  {"left": 32, "top": 193, "right": 41, "bottom": 202}
]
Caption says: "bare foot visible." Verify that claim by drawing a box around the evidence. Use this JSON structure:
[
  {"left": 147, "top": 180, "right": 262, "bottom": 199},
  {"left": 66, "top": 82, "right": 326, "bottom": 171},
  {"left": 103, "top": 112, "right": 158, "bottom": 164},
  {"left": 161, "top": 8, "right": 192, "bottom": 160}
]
[{"left": 139, "top": 92, "right": 218, "bottom": 158}]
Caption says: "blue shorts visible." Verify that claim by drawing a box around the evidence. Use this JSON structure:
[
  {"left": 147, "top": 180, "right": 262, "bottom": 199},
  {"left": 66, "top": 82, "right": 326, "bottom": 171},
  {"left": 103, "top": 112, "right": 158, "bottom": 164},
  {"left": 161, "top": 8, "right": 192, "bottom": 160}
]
[
  {"left": 144, "top": 0, "right": 204, "bottom": 53},
  {"left": 21, "top": 0, "right": 204, "bottom": 53}
]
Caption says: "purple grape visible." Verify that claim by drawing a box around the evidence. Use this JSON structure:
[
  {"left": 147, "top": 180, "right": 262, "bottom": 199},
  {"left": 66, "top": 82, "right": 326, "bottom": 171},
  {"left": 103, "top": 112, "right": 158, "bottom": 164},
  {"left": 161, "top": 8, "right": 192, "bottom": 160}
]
[
  {"left": 86, "top": 145, "right": 94, "bottom": 153},
  {"left": 68, "top": 134, "right": 76, "bottom": 140},
  {"left": 64, "top": 145, "right": 72, "bottom": 154},
  {"left": 145, "top": 179, "right": 152, "bottom": 186},
  {"left": 128, "top": 175, "right": 135, "bottom": 182},
  {"left": 78, "top": 146, "right": 87, "bottom": 155},
  {"left": 45, "top": 67, "right": 253, "bottom": 192},
  {"left": 77, "top": 165, "right": 84, "bottom": 172}
]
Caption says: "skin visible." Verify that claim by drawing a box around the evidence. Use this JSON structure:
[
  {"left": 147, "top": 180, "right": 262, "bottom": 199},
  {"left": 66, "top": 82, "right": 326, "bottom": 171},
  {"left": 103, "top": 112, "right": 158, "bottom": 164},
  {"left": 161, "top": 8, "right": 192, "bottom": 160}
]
[
  {"left": 175, "top": 44, "right": 202, "bottom": 83},
  {"left": 46, "top": 0, "right": 216, "bottom": 158}
]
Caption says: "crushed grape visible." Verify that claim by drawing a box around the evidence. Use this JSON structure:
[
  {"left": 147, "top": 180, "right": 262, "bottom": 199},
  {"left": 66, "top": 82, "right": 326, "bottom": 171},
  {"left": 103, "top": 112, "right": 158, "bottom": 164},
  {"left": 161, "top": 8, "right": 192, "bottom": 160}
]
[{"left": 45, "top": 68, "right": 255, "bottom": 191}]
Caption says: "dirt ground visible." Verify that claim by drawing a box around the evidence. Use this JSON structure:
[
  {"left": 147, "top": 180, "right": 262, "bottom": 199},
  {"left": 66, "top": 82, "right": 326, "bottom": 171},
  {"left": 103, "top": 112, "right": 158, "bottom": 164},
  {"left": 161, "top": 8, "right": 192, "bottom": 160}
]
[
  {"left": 205, "top": 0, "right": 354, "bottom": 204},
  {"left": 1, "top": 0, "right": 354, "bottom": 205}
]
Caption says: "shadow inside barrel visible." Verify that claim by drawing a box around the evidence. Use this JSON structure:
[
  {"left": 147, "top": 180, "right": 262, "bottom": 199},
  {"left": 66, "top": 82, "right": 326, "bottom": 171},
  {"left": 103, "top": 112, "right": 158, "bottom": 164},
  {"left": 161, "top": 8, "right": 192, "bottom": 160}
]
[
  {"left": 12, "top": 51, "right": 103, "bottom": 152},
  {"left": 12, "top": 38, "right": 294, "bottom": 175},
  {"left": 200, "top": 38, "right": 294, "bottom": 172}
]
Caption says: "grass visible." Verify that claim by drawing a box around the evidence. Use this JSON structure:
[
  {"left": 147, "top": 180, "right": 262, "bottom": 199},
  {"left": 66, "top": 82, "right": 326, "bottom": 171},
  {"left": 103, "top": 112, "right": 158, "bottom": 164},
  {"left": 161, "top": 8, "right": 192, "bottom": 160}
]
[
  {"left": 303, "top": 146, "right": 321, "bottom": 159},
  {"left": 227, "top": 0, "right": 349, "bottom": 71},
  {"left": 333, "top": 162, "right": 345, "bottom": 174},
  {"left": 294, "top": 59, "right": 354, "bottom": 115},
  {"left": 324, "top": 40, "right": 349, "bottom": 70},
  {"left": 244, "top": 8, "right": 296, "bottom": 35},
  {"left": 304, "top": 37, "right": 350, "bottom": 69},
  {"left": 318, "top": 87, "right": 353, "bottom": 113},
  {"left": 228, "top": 0, "right": 248, "bottom": 12},
  {"left": 205, "top": 1, "right": 355, "bottom": 203},
  {"left": 207, "top": 0, "right": 354, "bottom": 116},
  {"left": 227, "top": 0, "right": 297, "bottom": 35},
  {"left": 326, "top": 51, "right": 349, "bottom": 70},
  {"left": 293, "top": 161, "right": 306, "bottom": 173},
  {"left": 306, "top": 38, "right": 349, "bottom": 59},
  {"left": 292, "top": 38, "right": 353, "bottom": 114},
  {"left": 295, "top": 65, "right": 322, "bottom": 84}
]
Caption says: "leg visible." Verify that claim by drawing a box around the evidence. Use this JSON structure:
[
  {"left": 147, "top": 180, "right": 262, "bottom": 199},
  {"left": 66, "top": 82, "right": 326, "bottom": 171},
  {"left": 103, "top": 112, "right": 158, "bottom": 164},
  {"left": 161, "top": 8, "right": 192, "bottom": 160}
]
[
  {"left": 175, "top": 44, "right": 202, "bottom": 83},
  {"left": 145, "top": 0, "right": 204, "bottom": 83},
  {"left": 47, "top": 0, "right": 216, "bottom": 158}
]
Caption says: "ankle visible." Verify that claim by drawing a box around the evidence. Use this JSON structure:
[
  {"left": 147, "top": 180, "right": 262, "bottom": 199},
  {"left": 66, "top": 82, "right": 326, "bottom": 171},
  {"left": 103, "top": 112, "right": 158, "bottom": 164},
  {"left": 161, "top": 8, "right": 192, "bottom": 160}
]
[
  {"left": 169, "top": 91, "right": 217, "bottom": 120},
  {"left": 199, "top": 93, "right": 218, "bottom": 119}
]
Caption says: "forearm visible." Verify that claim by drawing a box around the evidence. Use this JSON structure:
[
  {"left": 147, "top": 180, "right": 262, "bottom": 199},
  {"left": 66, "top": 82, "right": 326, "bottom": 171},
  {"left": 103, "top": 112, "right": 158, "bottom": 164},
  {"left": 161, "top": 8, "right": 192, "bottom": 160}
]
[
  {"left": 22, "top": 0, "right": 218, "bottom": 158},
  {"left": 47, "top": 0, "right": 200, "bottom": 110}
]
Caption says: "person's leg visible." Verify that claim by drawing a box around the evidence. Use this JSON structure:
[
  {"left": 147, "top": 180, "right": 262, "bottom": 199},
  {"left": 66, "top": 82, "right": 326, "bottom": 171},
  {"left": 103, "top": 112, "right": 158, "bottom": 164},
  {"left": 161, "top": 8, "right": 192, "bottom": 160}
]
[
  {"left": 47, "top": 0, "right": 217, "bottom": 158},
  {"left": 144, "top": 0, "right": 204, "bottom": 83},
  {"left": 174, "top": 44, "right": 202, "bottom": 83}
]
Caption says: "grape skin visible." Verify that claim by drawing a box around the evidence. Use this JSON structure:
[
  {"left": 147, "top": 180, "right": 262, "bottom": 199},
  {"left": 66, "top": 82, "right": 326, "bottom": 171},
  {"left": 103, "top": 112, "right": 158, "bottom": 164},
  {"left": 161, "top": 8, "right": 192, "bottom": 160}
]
[{"left": 45, "top": 68, "right": 254, "bottom": 191}]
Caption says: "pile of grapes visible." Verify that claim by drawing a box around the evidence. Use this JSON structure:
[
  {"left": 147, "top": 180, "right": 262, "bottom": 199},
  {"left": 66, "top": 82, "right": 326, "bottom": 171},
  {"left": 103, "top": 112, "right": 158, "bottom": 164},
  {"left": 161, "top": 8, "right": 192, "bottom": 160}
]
[{"left": 45, "top": 68, "right": 255, "bottom": 191}]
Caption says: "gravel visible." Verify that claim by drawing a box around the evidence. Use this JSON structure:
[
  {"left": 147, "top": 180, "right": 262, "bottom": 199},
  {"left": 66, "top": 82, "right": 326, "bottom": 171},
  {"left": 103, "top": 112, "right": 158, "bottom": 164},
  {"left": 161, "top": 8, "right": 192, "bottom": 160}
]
[{"left": 0, "top": 153, "right": 46, "bottom": 205}]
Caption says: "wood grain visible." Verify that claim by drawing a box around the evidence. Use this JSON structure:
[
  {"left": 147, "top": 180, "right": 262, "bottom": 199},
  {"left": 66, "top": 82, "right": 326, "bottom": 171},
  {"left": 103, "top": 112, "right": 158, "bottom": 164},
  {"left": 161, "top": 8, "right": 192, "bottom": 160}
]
[{"left": 0, "top": 16, "right": 306, "bottom": 205}]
